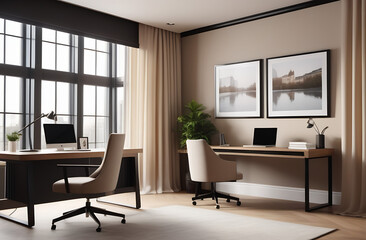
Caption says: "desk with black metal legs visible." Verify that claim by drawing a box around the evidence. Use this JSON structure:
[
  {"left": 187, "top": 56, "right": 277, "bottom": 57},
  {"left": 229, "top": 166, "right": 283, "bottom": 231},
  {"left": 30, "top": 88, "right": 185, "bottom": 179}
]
[
  {"left": 0, "top": 148, "right": 142, "bottom": 227},
  {"left": 179, "top": 146, "right": 334, "bottom": 212}
]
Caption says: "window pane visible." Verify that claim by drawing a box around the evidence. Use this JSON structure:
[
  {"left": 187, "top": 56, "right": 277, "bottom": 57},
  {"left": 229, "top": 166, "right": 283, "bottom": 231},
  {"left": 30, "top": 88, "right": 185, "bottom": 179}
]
[
  {"left": 5, "top": 114, "right": 22, "bottom": 150},
  {"left": 96, "top": 52, "right": 108, "bottom": 77},
  {"left": 41, "top": 80, "right": 55, "bottom": 114},
  {"left": 56, "top": 44, "right": 70, "bottom": 72},
  {"left": 0, "top": 19, "right": 4, "bottom": 33},
  {"left": 0, "top": 35, "right": 4, "bottom": 64},
  {"left": 116, "top": 87, "right": 124, "bottom": 133},
  {"left": 97, "top": 86, "right": 108, "bottom": 116},
  {"left": 57, "top": 82, "right": 70, "bottom": 114},
  {"left": 96, "top": 40, "right": 108, "bottom": 52},
  {"left": 5, "top": 36, "right": 22, "bottom": 66},
  {"left": 84, "top": 49, "right": 95, "bottom": 75},
  {"left": 0, "top": 114, "right": 3, "bottom": 151},
  {"left": 117, "top": 45, "right": 126, "bottom": 78},
  {"left": 83, "top": 85, "right": 95, "bottom": 115},
  {"left": 42, "top": 28, "right": 55, "bottom": 42},
  {"left": 42, "top": 42, "right": 55, "bottom": 70},
  {"left": 0, "top": 76, "right": 4, "bottom": 112},
  {"left": 96, "top": 117, "right": 108, "bottom": 146},
  {"left": 57, "top": 31, "right": 69, "bottom": 45},
  {"left": 5, "top": 76, "right": 22, "bottom": 113},
  {"left": 5, "top": 20, "right": 22, "bottom": 37},
  {"left": 84, "top": 37, "right": 95, "bottom": 50},
  {"left": 83, "top": 116, "right": 95, "bottom": 144}
]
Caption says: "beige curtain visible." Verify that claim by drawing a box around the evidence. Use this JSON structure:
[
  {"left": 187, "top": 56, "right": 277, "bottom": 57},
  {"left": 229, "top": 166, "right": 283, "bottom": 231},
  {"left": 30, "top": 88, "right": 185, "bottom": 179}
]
[
  {"left": 125, "top": 24, "right": 182, "bottom": 194},
  {"left": 341, "top": 0, "right": 366, "bottom": 216}
]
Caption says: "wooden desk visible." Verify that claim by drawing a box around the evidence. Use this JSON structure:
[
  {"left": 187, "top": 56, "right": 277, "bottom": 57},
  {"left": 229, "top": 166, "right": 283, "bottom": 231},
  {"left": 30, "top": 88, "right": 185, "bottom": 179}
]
[
  {"left": 0, "top": 148, "right": 142, "bottom": 227},
  {"left": 179, "top": 146, "right": 334, "bottom": 212}
]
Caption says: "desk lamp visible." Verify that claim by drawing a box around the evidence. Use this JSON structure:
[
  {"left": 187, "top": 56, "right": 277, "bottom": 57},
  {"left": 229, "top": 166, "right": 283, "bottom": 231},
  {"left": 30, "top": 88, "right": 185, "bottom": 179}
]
[{"left": 18, "top": 111, "right": 57, "bottom": 152}]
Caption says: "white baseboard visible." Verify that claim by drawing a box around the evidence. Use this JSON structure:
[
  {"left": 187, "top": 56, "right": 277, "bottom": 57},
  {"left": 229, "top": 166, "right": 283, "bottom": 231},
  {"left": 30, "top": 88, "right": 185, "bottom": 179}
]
[{"left": 216, "top": 182, "right": 341, "bottom": 205}]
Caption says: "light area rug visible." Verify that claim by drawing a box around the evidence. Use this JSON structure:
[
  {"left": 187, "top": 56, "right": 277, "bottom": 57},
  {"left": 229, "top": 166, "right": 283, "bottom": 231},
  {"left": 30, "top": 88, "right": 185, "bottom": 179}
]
[{"left": 0, "top": 203, "right": 335, "bottom": 240}]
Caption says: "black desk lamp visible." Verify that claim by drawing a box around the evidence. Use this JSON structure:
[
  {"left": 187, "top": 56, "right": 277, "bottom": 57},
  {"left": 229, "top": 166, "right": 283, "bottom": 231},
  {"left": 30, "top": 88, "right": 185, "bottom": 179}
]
[{"left": 18, "top": 111, "right": 57, "bottom": 152}]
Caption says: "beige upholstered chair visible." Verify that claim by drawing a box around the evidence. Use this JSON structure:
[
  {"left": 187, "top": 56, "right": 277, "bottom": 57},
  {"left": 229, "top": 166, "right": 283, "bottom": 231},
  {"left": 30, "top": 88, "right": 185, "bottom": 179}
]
[
  {"left": 51, "top": 134, "right": 126, "bottom": 232},
  {"left": 186, "top": 139, "right": 242, "bottom": 209}
]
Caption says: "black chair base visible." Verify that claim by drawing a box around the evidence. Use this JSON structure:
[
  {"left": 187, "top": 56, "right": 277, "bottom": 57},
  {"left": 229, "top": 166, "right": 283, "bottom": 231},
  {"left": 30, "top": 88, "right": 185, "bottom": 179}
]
[
  {"left": 192, "top": 183, "right": 241, "bottom": 209},
  {"left": 51, "top": 199, "right": 126, "bottom": 232}
]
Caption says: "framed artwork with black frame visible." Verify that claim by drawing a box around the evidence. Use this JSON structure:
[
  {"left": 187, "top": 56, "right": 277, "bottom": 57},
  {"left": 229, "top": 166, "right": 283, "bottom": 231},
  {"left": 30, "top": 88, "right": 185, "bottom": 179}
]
[
  {"left": 267, "top": 50, "right": 330, "bottom": 118},
  {"left": 215, "top": 59, "right": 262, "bottom": 118},
  {"left": 78, "top": 137, "right": 89, "bottom": 149}
]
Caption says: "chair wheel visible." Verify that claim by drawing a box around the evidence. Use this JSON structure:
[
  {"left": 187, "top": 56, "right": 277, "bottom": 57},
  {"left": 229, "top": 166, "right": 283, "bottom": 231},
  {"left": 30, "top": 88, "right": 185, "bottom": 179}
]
[
  {"left": 237, "top": 201, "right": 241, "bottom": 206},
  {"left": 51, "top": 224, "right": 56, "bottom": 230},
  {"left": 192, "top": 201, "right": 197, "bottom": 206},
  {"left": 226, "top": 199, "right": 230, "bottom": 203},
  {"left": 121, "top": 218, "right": 126, "bottom": 224},
  {"left": 216, "top": 205, "right": 220, "bottom": 209},
  {"left": 96, "top": 227, "right": 101, "bottom": 232}
]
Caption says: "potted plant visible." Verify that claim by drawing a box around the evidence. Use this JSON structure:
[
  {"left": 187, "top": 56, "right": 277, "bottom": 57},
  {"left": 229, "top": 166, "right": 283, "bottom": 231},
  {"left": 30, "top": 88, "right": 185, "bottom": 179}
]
[
  {"left": 6, "top": 132, "right": 21, "bottom": 152},
  {"left": 177, "top": 100, "right": 217, "bottom": 193},
  {"left": 177, "top": 100, "right": 217, "bottom": 148}
]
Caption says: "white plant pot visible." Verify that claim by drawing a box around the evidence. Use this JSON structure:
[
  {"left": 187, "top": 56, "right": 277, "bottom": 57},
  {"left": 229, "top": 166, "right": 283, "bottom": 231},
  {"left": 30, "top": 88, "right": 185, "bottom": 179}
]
[{"left": 8, "top": 141, "right": 17, "bottom": 152}]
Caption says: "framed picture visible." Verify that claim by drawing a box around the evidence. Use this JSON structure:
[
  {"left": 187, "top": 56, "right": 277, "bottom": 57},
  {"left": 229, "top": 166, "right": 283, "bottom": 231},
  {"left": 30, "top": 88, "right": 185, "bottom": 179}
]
[
  {"left": 78, "top": 137, "right": 89, "bottom": 149},
  {"left": 267, "top": 50, "right": 330, "bottom": 118},
  {"left": 215, "top": 60, "right": 262, "bottom": 118}
]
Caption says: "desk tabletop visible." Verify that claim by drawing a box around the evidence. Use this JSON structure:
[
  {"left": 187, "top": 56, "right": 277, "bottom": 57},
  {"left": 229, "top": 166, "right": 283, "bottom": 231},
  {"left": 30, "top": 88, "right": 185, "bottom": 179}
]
[
  {"left": 178, "top": 145, "right": 334, "bottom": 159},
  {"left": 0, "top": 148, "right": 142, "bottom": 161}
]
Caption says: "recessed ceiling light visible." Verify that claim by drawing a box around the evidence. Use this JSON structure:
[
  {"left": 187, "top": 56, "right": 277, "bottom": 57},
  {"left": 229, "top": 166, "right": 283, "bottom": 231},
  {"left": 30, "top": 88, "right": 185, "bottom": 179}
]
[{"left": 166, "top": 23, "right": 175, "bottom": 26}]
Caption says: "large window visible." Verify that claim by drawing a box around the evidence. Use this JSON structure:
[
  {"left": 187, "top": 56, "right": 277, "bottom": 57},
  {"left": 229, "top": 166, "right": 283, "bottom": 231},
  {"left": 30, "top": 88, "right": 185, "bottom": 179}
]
[{"left": 0, "top": 16, "right": 127, "bottom": 150}]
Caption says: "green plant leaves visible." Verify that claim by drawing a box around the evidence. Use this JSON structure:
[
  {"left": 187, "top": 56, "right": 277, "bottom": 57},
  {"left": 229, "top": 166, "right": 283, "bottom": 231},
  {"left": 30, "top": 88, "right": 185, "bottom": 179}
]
[
  {"left": 6, "top": 132, "right": 21, "bottom": 141},
  {"left": 177, "top": 100, "right": 217, "bottom": 148}
]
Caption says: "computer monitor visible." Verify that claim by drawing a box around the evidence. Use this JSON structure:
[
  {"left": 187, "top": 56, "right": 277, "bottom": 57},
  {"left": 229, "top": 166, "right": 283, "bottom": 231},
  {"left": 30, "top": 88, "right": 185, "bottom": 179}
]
[
  {"left": 43, "top": 124, "right": 77, "bottom": 150},
  {"left": 253, "top": 128, "right": 277, "bottom": 146}
]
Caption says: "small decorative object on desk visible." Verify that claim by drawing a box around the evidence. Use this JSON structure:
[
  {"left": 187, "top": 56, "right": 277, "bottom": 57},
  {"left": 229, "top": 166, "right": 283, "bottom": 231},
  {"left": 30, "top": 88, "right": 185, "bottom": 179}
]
[
  {"left": 79, "top": 137, "right": 89, "bottom": 149},
  {"left": 288, "top": 142, "right": 315, "bottom": 149},
  {"left": 6, "top": 132, "right": 21, "bottom": 152},
  {"left": 219, "top": 133, "right": 229, "bottom": 146},
  {"left": 306, "top": 118, "right": 328, "bottom": 149}
]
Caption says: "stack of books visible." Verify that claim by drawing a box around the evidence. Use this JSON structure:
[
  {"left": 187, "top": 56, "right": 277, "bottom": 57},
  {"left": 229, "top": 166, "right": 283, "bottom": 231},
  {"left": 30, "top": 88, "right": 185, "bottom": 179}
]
[{"left": 288, "top": 142, "right": 315, "bottom": 149}]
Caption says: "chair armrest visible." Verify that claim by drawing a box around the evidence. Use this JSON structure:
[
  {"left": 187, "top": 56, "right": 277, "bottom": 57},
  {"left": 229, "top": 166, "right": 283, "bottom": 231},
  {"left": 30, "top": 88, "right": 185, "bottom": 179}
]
[{"left": 56, "top": 164, "right": 100, "bottom": 193}]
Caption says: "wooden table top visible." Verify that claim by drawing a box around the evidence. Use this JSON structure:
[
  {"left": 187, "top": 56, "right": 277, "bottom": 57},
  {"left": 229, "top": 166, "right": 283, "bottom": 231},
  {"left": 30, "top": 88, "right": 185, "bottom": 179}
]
[
  {"left": 0, "top": 148, "right": 142, "bottom": 161},
  {"left": 178, "top": 145, "right": 334, "bottom": 159}
]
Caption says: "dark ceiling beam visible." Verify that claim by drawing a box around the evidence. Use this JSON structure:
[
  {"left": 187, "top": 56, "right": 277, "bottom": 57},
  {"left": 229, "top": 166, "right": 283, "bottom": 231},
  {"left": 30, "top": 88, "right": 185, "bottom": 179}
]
[
  {"left": 0, "top": 0, "right": 139, "bottom": 48},
  {"left": 181, "top": 0, "right": 339, "bottom": 37}
]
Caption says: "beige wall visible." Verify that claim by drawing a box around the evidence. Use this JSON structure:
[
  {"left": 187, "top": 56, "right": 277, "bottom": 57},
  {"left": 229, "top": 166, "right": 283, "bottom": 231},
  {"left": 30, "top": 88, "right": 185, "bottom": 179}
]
[{"left": 181, "top": 2, "right": 342, "bottom": 191}]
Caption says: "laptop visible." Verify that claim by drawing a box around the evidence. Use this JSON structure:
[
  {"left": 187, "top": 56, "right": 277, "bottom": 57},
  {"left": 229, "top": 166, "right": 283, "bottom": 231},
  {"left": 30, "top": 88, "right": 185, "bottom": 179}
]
[{"left": 243, "top": 128, "right": 277, "bottom": 147}]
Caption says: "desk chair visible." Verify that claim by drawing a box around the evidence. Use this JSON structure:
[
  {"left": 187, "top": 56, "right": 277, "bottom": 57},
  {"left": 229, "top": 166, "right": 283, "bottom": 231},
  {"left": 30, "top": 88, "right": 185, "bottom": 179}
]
[
  {"left": 186, "top": 139, "right": 242, "bottom": 209},
  {"left": 51, "top": 134, "right": 126, "bottom": 232}
]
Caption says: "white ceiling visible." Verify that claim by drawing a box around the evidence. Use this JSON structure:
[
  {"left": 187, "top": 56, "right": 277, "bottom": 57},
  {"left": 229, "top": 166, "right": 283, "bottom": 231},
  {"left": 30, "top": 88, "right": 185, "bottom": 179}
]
[{"left": 59, "top": 0, "right": 312, "bottom": 33}]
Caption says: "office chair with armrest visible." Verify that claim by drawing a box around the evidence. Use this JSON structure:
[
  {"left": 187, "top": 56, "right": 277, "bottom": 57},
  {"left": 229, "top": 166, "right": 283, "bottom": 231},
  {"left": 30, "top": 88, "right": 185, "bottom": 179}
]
[
  {"left": 51, "top": 133, "right": 126, "bottom": 232},
  {"left": 186, "top": 139, "right": 242, "bottom": 209}
]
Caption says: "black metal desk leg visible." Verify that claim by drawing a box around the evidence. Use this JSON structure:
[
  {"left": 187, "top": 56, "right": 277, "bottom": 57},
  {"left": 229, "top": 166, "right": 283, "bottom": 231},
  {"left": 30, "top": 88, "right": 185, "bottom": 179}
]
[
  {"left": 305, "top": 158, "right": 310, "bottom": 212},
  {"left": 134, "top": 155, "right": 141, "bottom": 209},
  {"left": 0, "top": 162, "right": 35, "bottom": 227},
  {"left": 305, "top": 156, "right": 333, "bottom": 212},
  {"left": 26, "top": 163, "right": 35, "bottom": 227},
  {"left": 97, "top": 156, "right": 141, "bottom": 209}
]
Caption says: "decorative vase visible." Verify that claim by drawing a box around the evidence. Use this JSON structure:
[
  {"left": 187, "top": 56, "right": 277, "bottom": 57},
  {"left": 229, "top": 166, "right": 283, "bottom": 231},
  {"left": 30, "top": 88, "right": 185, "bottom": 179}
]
[
  {"left": 8, "top": 141, "right": 17, "bottom": 152},
  {"left": 316, "top": 134, "right": 325, "bottom": 149}
]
